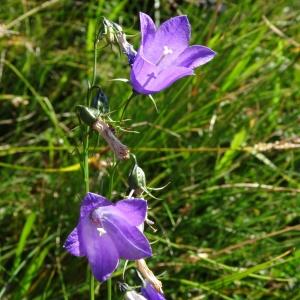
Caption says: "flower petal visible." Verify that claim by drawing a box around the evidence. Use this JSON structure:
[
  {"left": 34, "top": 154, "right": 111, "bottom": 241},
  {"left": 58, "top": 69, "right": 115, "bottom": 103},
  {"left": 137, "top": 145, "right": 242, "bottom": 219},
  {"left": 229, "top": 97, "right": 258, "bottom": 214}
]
[
  {"left": 80, "top": 192, "right": 111, "bottom": 219},
  {"left": 131, "top": 55, "right": 194, "bottom": 94},
  {"left": 125, "top": 291, "right": 148, "bottom": 300},
  {"left": 143, "top": 15, "right": 190, "bottom": 64},
  {"left": 174, "top": 45, "right": 216, "bottom": 68},
  {"left": 79, "top": 218, "right": 119, "bottom": 282},
  {"left": 141, "top": 283, "right": 166, "bottom": 300},
  {"left": 102, "top": 214, "right": 152, "bottom": 260},
  {"left": 139, "top": 12, "right": 156, "bottom": 54},
  {"left": 115, "top": 198, "right": 147, "bottom": 226},
  {"left": 64, "top": 226, "right": 85, "bottom": 257},
  {"left": 156, "top": 15, "right": 190, "bottom": 49}
]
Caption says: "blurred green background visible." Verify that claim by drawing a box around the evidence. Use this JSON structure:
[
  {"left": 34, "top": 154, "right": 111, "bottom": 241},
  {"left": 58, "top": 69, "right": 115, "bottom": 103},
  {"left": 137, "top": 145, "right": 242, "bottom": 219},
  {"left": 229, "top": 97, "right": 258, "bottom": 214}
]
[{"left": 1, "top": 0, "right": 300, "bottom": 299}]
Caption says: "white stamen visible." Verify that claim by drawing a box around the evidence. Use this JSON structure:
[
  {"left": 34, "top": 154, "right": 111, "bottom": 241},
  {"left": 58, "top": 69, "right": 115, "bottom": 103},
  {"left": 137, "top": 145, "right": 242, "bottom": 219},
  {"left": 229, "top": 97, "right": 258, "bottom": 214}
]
[
  {"left": 97, "top": 227, "right": 106, "bottom": 236},
  {"left": 163, "top": 45, "right": 173, "bottom": 55},
  {"left": 155, "top": 45, "right": 173, "bottom": 66}
]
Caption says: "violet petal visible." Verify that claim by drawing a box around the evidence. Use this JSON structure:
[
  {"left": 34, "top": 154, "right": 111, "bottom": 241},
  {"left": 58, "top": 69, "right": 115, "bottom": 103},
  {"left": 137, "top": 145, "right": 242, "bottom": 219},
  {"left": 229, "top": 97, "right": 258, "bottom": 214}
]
[
  {"left": 174, "top": 45, "right": 216, "bottom": 68},
  {"left": 142, "top": 15, "right": 190, "bottom": 64},
  {"left": 131, "top": 55, "right": 194, "bottom": 94},
  {"left": 115, "top": 198, "right": 147, "bottom": 226},
  {"left": 64, "top": 227, "right": 85, "bottom": 257},
  {"left": 79, "top": 217, "right": 119, "bottom": 281},
  {"left": 150, "top": 15, "right": 190, "bottom": 61},
  {"left": 141, "top": 282, "right": 166, "bottom": 300},
  {"left": 102, "top": 214, "right": 152, "bottom": 259},
  {"left": 80, "top": 192, "right": 111, "bottom": 219},
  {"left": 139, "top": 12, "right": 156, "bottom": 55}
]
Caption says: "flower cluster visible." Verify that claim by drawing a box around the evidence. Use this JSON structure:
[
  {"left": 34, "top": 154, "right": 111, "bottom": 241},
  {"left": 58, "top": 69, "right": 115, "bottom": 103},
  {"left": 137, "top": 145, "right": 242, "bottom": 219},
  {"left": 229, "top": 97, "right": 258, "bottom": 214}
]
[{"left": 65, "top": 12, "right": 215, "bottom": 299}]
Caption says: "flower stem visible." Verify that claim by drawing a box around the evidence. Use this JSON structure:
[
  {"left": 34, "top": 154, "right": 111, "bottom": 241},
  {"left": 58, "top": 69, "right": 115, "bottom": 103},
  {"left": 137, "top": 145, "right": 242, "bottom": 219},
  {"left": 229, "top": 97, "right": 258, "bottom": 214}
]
[
  {"left": 83, "top": 129, "right": 89, "bottom": 193},
  {"left": 90, "top": 271, "right": 95, "bottom": 300},
  {"left": 106, "top": 160, "right": 118, "bottom": 300},
  {"left": 82, "top": 111, "right": 94, "bottom": 300},
  {"left": 120, "top": 91, "right": 136, "bottom": 122},
  {"left": 85, "top": 37, "right": 99, "bottom": 300},
  {"left": 81, "top": 113, "right": 94, "bottom": 300},
  {"left": 107, "top": 278, "right": 112, "bottom": 300},
  {"left": 91, "top": 42, "right": 97, "bottom": 87}
]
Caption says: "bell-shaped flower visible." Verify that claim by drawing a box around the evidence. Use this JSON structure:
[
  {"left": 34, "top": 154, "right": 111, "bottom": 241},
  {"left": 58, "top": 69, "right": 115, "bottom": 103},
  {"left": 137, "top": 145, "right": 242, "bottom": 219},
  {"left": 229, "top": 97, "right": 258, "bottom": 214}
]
[
  {"left": 64, "top": 192, "right": 152, "bottom": 281},
  {"left": 130, "top": 12, "right": 215, "bottom": 94},
  {"left": 141, "top": 282, "right": 166, "bottom": 300}
]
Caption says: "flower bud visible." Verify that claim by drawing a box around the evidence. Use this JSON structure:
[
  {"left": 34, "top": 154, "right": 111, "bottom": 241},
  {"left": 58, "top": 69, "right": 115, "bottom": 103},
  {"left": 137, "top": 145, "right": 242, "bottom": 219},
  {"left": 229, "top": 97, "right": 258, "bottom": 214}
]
[
  {"left": 128, "top": 163, "right": 146, "bottom": 195},
  {"left": 98, "top": 18, "right": 136, "bottom": 65},
  {"left": 106, "top": 26, "right": 116, "bottom": 44},
  {"left": 91, "top": 88, "right": 109, "bottom": 114},
  {"left": 115, "top": 32, "right": 137, "bottom": 65},
  {"left": 76, "top": 105, "right": 98, "bottom": 126}
]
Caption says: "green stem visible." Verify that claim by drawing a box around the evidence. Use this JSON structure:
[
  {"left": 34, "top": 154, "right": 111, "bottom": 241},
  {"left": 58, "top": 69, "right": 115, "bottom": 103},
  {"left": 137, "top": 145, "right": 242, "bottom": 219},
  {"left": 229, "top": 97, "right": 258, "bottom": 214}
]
[
  {"left": 81, "top": 114, "right": 93, "bottom": 300},
  {"left": 108, "top": 161, "right": 118, "bottom": 198},
  {"left": 90, "top": 272, "right": 95, "bottom": 300},
  {"left": 120, "top": 92, "right": 136, "bottom": 122},
  {"left": 91, "top": 42, "right": 98, "bottom": 87},
  {"left": 83, "top": 128, "right": 94, "bottom": 300},
  {"left": 107, "top": 278, "right": 112, "bottom": 300},
  {"left": 83, "top": 129, "right": 89, "bottom": 193},
  {"left": 106, "top": 160, "right": 118, "bottom": 300},
  {"left": 86, "top": 39, "right": 98, "bottom": 300}
]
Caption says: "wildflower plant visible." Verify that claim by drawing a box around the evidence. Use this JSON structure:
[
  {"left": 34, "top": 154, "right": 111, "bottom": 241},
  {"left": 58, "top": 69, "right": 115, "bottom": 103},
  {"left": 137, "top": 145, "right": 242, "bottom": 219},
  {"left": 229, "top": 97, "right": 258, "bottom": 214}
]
[{"left": 66, "top": 12, "right": 214, "bottom": 299}]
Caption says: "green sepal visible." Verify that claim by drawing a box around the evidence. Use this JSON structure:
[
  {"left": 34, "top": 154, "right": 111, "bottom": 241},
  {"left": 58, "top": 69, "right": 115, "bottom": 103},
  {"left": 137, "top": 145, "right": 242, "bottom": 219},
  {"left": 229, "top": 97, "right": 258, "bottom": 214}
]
[
  {"left": 129, "top": 164, "right": 161, "bottom": 198},
  {"left": 128, "top": 163, "right": 146, "bottom": 195}
]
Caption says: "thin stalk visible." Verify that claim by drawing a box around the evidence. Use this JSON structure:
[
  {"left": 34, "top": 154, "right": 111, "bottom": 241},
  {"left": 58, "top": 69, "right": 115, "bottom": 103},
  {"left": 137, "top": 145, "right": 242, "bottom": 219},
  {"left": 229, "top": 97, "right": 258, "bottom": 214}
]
[
  {"left": 106, "top": 167, "right": 113, "bottom": 300},
  {"left": 85, "top": 38, "right": 99, "bottom": 300},
  {"left": 82, "top": 126, "right": 94, "bottom": 300},
  {"left": 108, "top": 161, "right": 119, "bottom": 198},
  {"left": 91, "top": 42, "right": 98, "bottom": 87},
  {"left": 107, "top": 278, "right": 112, "bottom": 300},
  {"left": 120, "top": 92, "right": 136, "bottom": 122},
  {"left": 83, "top": 130, "right": 89, "bottom": 193},
  {"left": 81, "top": 105, "right": 93, "bottom": 299},
  {"left": 89, "top": 271, "right": 95, "bottom": 300},
  {"left": 106, "top": 160, "right": 118, "bottom": 300}
]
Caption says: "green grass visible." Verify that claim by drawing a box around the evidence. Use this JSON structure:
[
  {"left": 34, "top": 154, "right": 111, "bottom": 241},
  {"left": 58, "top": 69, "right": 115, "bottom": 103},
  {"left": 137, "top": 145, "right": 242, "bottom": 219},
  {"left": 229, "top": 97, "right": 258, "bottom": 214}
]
[{"left": 1, "top": 0, "right": 300, "bottom": 299}]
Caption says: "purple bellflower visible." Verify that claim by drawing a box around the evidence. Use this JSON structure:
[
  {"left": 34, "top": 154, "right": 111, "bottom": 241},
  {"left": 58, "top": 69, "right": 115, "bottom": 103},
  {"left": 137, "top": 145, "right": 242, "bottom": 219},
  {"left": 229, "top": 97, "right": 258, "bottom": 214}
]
[
  {"left": 141, "top": 282, "right": 166, "bottom": 300},
  {"left": 130, "top": 12, "right": 215, "bottom": 95},
  {"left": 64, "top": 192, "right": 152, "bottom": 281}
]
